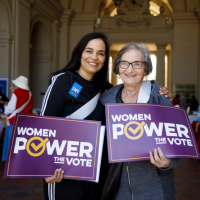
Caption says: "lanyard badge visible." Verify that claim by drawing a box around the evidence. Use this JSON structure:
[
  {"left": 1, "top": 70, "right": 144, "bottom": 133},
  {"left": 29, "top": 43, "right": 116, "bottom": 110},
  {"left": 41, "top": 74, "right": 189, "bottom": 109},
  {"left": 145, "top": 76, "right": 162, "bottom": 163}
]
[{"left": 69, "top": 82, "right": 83, "bottom": 98}]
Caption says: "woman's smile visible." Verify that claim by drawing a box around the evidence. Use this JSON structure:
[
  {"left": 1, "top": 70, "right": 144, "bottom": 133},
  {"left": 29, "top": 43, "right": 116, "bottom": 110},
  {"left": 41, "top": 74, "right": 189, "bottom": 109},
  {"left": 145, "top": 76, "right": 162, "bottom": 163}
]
[
  {"left": 125, "top": 74, "right": 136, "bottom": 78},
  {"left": 88, "top": 61, "right": 98, "bottom": 67}
]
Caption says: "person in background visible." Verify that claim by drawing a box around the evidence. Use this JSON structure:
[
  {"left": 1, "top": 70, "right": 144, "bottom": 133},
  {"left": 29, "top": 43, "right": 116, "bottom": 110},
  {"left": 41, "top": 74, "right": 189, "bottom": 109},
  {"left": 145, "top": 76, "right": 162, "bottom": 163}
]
[
  {"left": 180, "top": 93, "right": 189, "bottom": 110},
  {"left": 172, "top": 94, "right": 180, "bottom": 107},
  {"left": 2, "top": 76, "right": 33, "bottom": 161},
  {"left": 0, "top": 88, "right": 9, "bottom": 113},
  {"left": 188, "top": 95, "right": 199, "bottom": 112},
  {"left": 100, "top": 42, "right": 180, "bottom": 200}
]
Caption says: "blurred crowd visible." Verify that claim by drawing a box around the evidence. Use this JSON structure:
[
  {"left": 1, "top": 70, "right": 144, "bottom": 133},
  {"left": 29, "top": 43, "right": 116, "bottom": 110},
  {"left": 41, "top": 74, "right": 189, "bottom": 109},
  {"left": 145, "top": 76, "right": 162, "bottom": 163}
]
[{"left": 172, "top": 93, "right": 199, "bottom": 113}]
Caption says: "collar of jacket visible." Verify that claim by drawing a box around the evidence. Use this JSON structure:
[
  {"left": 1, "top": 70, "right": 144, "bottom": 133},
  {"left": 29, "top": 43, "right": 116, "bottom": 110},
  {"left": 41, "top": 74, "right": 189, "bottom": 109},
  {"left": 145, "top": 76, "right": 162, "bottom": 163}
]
[{"left": 100, "top": 80, "right": 160, "bottom": 105}]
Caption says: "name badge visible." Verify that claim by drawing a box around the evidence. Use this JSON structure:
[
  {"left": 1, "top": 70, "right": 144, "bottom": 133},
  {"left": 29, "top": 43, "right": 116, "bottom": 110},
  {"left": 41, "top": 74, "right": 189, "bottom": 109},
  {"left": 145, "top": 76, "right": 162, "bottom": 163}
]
[{"left": 69, "top": 82, "right": 83, "bottom": 98}]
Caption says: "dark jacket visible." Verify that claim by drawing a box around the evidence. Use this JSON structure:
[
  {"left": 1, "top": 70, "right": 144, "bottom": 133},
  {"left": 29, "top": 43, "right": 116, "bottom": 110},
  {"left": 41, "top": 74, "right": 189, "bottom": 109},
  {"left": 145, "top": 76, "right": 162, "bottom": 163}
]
[
  {"left": 99, "top": 80, "right": 180, "bottom": 200},
  {"left": 41, "top": 70, "right": 112, "bottom": 200}
]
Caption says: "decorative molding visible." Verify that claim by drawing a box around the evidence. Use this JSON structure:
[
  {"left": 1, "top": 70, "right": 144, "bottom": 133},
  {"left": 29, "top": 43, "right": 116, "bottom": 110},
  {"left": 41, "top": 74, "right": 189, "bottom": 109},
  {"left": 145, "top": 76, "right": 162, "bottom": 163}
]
[
  {"left": 120, "top": 0, "right": 149, "bottom": 16},
  {"left": 31, "top": 0, "right": 64, "bottom": 22},
  {"left": 115, "top": 17, "right": 153, "bottom": 28},
  {"left": 60, "top": 9, "right": 75, "bottom": 23},
  {"left": 71, "top": 13, "right": 96, "bottom": 25},
  {"left": 172, "top": 12, "right": 197, "bottom": 21},
  {"left": 156, "top": 43, "right": 167, "bottom": 48},
  {"left": 97, "top": 2, "right": 171, "bottom": 31},
  {"left": 0, "top": 35, "right": 13, "bottom": 44},
  {"left": 53, "top": 20, "right": 62, "bottom": 30},
  {"left": 18, "top": 0, "right": 34, "bottom": 8}
]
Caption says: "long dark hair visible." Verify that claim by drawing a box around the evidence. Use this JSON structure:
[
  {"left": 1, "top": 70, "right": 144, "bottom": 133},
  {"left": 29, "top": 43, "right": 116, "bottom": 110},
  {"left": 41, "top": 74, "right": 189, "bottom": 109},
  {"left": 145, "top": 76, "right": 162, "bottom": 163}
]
[{"left": 51, "top": 32, "right": 109, "bottom": 91}]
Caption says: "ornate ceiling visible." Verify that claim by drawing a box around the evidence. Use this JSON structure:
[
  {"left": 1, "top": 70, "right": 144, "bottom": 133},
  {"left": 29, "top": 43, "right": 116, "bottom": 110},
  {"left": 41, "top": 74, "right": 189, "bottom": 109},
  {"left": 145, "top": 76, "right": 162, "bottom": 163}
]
[{"left": 98, "top": 0, "right": 173, "bottom": 18}]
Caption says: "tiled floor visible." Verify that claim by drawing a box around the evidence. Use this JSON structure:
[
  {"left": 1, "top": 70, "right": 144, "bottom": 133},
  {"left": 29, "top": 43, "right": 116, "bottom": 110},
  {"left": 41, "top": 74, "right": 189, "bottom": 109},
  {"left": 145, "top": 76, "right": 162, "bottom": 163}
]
[
  {"left": 0, "top": 157, "right": 200, "bottom": 199},
  {"left": 0, "top": 160, "right": 43, "bottom": 199},
  {"left": 174, "top": 158, "right": 200, "bottom": 200}
]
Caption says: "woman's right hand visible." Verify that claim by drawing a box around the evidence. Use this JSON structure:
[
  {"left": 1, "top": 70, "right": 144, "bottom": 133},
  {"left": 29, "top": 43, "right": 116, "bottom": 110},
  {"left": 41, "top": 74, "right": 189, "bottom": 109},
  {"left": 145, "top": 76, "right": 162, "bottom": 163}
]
[
  {"left": 149, "top": 147, "right": 171, "bottom": 169},
  {"left": 45, "top": 168, "right": 64, "bottom": 184}
]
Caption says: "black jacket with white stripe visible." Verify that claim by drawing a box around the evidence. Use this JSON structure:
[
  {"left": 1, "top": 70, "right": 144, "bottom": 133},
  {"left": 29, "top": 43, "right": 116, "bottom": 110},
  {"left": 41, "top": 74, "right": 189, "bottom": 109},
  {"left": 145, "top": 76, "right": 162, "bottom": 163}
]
[{"left": 41, "top": 70, "right": 112, "bottom": 200}]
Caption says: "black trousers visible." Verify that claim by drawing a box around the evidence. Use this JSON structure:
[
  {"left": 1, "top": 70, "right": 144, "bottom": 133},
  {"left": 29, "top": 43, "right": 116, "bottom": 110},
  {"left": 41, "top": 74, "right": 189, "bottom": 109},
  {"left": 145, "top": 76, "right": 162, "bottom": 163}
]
[{"left": 43, "top": 178, "right": 103, "bottom": 200}]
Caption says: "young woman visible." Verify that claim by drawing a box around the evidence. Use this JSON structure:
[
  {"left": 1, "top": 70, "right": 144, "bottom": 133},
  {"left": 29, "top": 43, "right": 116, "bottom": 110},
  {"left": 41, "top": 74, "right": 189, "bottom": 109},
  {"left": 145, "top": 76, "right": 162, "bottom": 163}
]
[{"left": 41, "top": 33, "right": 112, "bottom": 200}]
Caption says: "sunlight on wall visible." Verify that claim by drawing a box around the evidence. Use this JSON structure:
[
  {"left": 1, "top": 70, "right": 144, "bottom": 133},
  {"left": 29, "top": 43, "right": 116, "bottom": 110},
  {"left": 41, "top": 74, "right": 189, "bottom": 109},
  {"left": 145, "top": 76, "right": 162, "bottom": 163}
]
[
  {"left": 109, "top": 56, "right": 112, "bottom": 83},
  {"left": 165, "top": 55, "right": 168, "bottom": 87},
  {"left": 148, "top": 54, "right": 157, "bottom": 81},
  {"left": 149, "top": 1, "right": 160, "bottom": 16}
]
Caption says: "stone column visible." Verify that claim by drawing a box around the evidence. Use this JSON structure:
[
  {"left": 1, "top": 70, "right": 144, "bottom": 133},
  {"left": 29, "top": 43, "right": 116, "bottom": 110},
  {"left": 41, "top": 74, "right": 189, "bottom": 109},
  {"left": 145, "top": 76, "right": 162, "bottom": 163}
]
[
  {"left": 52, "top": 20, "right": 61, "bottom": 72},
  {"left": 59, "top": 9, "right": 74, "bottom": 69},
  {"left": 168, "top": 44, "right": 172, "bottom": 93},
  {"left": 111, "top": 73, "right": 118, "bottom": 86},
  {"left": 14, "top": 0, "right": 33, "bottom": 78},
  {"left": 110, "top": 52, "right": 118, "bottom": 86},
  {"left": 195, "top": 7, "right": 200, "bottom": 101},
  {"left": 0, "top": 0, "right": 13, "bottom": 94},
  {"left": 156, "top": 44, "right": 166, "bottom": 87},
  {"left": 172, "top": 11, "right": 199, "bottom": 100},
  {"left": 70, "top": 13, "right": 96, "bottom": 57}
]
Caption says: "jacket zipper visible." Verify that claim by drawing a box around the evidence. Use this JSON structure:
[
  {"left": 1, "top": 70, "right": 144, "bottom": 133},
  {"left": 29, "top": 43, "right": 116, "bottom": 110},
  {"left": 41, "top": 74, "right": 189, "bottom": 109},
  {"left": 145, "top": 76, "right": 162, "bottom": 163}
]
[
  {"left": 125, "top": 93, "right": 158, "bottom": 200},
  {"left": 126, "top": 162, "right": 134, "bottom": 200}
]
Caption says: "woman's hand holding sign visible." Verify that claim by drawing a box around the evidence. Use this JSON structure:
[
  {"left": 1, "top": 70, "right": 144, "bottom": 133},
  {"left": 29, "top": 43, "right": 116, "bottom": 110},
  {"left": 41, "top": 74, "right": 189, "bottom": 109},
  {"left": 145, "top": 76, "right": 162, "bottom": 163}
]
[
  {"left": 149, "top": 147, "right": 171, "bottom": 169},
  {"left": 45, "top": 168, "right": 64, "bottom": 184}
]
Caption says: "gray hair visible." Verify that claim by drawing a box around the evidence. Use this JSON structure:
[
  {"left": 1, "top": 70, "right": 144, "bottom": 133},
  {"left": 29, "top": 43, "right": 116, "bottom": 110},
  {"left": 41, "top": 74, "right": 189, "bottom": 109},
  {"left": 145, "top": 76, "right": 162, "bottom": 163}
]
[{"left": 113, "top": 42, "right": 153, "bottom": 75}]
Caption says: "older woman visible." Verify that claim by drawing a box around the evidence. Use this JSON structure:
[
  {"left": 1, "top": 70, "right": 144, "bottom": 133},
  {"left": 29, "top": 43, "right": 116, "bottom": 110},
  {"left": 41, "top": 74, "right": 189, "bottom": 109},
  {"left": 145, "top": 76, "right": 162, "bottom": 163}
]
[{"left": 100, "top": 43, "right": 180, "bottom": 200}]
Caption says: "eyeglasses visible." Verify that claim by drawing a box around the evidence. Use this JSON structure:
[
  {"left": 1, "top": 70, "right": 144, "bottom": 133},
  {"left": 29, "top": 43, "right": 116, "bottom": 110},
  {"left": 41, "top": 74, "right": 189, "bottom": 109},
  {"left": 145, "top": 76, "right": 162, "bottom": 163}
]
[{"left": 118, "top": 60, "right": 146, "bottom": 69}]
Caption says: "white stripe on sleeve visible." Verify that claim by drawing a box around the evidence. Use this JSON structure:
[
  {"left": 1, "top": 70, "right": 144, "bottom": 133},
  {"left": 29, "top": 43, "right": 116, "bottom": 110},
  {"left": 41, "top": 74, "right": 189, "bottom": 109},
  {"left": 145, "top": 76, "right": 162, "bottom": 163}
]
[{"left": 40, "top": 73, "right": 65, "bottom": 116}]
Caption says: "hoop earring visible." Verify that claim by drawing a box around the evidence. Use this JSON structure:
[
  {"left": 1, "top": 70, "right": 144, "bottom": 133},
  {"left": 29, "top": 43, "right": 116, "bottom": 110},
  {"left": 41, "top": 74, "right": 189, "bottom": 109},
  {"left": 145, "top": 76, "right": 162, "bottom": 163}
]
[{"left": 118, "top": 74, "right": 121, "bottom": 79}]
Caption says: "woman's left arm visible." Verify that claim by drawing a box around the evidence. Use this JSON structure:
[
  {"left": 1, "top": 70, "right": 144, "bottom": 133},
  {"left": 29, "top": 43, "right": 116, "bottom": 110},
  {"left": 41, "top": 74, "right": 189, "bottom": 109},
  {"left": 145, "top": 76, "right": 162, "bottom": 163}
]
[{"left": 149, "top": 147, "right": 180, "bottom": 169}]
